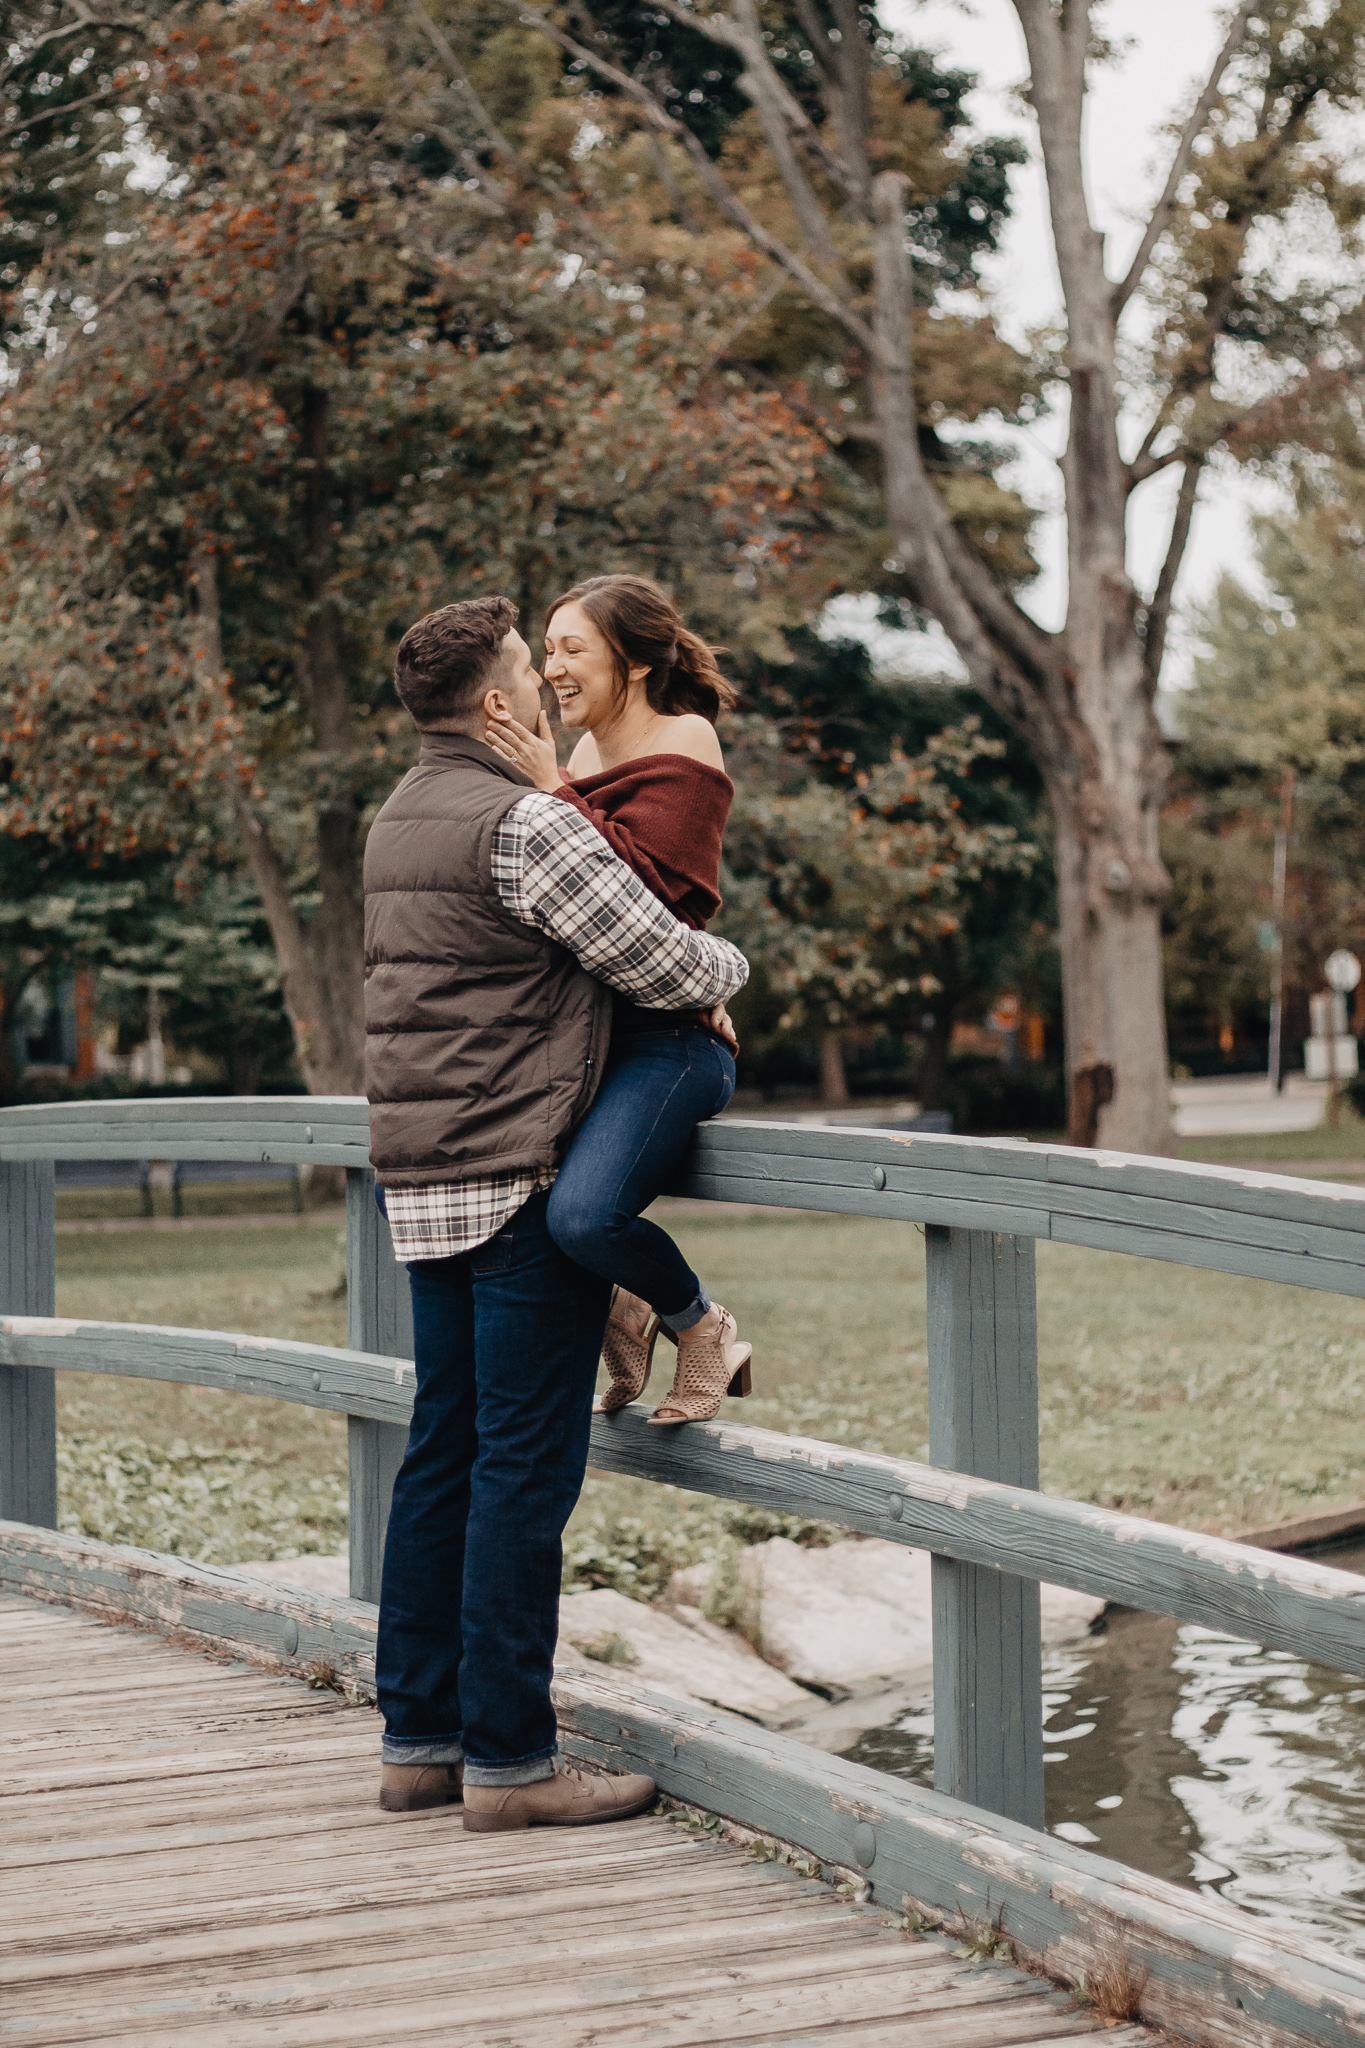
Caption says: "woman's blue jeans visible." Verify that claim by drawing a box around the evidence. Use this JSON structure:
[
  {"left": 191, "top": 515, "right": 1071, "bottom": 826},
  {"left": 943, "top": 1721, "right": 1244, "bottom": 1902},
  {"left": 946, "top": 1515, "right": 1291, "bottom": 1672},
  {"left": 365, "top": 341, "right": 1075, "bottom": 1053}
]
[
  {"left": 547, "top": 1024, "right": 736, "bottom": 1332},
  {"left": 375, "top": 1188, "right": 610, "bottom": 1785}
]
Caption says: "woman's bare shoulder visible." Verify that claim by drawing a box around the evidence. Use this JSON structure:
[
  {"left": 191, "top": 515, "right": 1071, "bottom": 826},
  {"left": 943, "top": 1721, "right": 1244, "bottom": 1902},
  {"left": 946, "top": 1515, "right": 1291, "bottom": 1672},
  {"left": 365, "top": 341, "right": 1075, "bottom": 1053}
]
[
  {"left": 566, "top": 732, "right": 602, "bottom": 777},
  {"left": 656, "top": 714, "right": 725, "bottom": 769}
]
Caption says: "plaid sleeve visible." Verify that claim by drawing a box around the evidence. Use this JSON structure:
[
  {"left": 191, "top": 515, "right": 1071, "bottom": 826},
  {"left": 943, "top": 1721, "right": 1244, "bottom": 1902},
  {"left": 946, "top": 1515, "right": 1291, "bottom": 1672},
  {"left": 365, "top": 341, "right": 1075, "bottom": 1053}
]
[{"left": 491, "top": 793, "right": 748, "bottom": 1009}]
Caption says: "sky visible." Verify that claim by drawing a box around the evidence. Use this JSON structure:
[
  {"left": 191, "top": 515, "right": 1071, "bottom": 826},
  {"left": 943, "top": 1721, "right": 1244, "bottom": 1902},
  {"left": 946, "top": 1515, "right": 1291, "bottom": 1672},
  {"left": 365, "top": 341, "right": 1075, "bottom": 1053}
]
[{"left": 840, "top": 0, "right": 1296, "bottom": 687}]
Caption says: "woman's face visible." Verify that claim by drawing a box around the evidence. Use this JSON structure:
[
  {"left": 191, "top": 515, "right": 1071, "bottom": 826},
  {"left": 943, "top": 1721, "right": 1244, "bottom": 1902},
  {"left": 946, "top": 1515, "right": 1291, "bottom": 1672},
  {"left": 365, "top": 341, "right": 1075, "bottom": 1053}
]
[{"left": 543, "top": 601, "right": 643, "bottom": 731}]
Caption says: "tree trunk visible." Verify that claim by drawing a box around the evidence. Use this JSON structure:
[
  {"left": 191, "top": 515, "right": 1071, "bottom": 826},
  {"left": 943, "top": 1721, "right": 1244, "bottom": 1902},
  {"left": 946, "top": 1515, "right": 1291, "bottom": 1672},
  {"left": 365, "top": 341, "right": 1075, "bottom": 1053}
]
[
  {"left": 818, "top": 1031, "right": 849, "bottom": 1106},
  {"left": 299, "top": 384, "right": 365, "bottom": 1097},
  {"left": 917, "top": 1009, "right": 953, "bottom": 1114},
  {"left": 1051, "top": 792, "right": 1171, "bottom": 1152},
  {"left": 869, "top": 163, "right": 1175, "bottom": 1156},
  {"left": 190, "top": 547, "right": 364, "bottom": 1097}
]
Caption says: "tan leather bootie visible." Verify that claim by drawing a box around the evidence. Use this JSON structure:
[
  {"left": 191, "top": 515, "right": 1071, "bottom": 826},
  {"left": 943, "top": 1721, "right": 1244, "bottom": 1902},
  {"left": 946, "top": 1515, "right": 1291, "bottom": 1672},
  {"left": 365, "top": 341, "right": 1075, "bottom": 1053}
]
[
  {"left": 379, "top": 1761, "right": 463, "bottom": 1812},
  {"left": 463, "top": 1759, "right": 656, "bottom": 1833}
]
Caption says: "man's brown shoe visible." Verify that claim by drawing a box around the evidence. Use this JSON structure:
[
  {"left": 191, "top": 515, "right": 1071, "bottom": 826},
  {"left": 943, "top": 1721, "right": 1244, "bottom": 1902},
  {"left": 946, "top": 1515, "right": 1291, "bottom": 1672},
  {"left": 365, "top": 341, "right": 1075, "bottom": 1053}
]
[
  {"left": 379, "top": 1762, "right": 463, "bottom": 1812},
  {"left": 463, "top": 1758, "right": 656, "bottom": 1833}
]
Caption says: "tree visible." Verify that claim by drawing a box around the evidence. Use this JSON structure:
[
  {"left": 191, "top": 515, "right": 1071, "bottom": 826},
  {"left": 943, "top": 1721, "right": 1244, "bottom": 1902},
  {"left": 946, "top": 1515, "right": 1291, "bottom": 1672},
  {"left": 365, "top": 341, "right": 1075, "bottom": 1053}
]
[
  {"left": 1178, "top": 431, "right": 1365, "bottom": 1048},
  {"left": 719, "top": 713, "right": 1037, "bottom": 1099},
  {"left": 731, "top": 626, "right": 1056, "bottom": 1104},
  {"left": 506, "top": 0, "right": 1365, "bottom": 1150},
  {"left": 0, "top": 0, "right": 824, "bottom": 1091}
]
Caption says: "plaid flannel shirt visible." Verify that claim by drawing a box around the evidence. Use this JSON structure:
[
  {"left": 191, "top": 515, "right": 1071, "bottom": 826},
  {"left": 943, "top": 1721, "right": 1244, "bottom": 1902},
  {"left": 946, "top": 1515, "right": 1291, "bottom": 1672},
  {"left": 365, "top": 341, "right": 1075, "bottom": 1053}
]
[{"left": 384, "top": 791, "right": 747, "bottom": 1262}]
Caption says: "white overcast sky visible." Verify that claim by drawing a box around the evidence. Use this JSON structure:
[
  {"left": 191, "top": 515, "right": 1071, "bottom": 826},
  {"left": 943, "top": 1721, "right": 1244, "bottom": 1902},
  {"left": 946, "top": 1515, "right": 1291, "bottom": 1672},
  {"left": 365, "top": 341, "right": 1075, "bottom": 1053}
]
[{"left": 845, "top": 0, "right": 1298, "bottom": 687}]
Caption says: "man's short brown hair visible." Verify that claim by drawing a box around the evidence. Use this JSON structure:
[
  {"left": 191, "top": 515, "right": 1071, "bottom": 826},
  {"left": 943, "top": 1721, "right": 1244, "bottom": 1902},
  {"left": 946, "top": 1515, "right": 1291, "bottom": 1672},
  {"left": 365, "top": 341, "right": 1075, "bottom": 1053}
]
[{"left": 393, "top": 596, "right": 519, "bottom": 726}]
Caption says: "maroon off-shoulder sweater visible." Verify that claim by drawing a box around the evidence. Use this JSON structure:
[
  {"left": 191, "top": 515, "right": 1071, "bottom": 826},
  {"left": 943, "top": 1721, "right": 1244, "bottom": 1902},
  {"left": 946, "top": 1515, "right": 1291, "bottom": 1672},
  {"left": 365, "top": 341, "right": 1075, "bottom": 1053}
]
[{"left": 552, "top": 753, "right": 733, "bottom": 932}]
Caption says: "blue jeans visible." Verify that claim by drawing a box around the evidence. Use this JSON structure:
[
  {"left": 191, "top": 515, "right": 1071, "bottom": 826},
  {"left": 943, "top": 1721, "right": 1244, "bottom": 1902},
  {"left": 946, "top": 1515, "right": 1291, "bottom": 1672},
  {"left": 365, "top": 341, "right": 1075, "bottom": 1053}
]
[
  {"left": 375, "top": 1188, "right": 610, "bottom": 1785},
  {"left": 547, "top": 1024, "right": 736, "bottom": 1332}
]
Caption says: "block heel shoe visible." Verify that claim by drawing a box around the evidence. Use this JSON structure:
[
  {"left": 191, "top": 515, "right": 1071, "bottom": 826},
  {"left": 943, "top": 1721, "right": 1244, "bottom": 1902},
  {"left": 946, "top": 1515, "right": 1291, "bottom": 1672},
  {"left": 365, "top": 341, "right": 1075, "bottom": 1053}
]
[
  {"left": 647, "top": 1306, "right": 752, "bottom": 1425},
  {"left": 593, "top": 1286, "right": 664, "bottom": 1414}
]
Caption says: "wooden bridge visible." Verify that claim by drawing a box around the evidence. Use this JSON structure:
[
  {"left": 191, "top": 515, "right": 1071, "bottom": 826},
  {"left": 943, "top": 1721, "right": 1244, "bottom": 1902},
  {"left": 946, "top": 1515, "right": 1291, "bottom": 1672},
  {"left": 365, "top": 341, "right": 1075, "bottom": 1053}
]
[{"left": 3, "top": 1098, "right": 1365, "bottom": 2047}]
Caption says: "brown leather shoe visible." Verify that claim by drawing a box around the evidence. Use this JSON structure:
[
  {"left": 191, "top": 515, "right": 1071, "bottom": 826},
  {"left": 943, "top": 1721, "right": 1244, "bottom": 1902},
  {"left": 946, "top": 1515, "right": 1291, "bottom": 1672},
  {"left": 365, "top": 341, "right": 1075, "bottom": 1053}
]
[
  {"left": 379, "top": 1762, "right": 463, "bottom": 1812},
  {"left": 463, "top": 1758, "right": 656, "bottom": 1833}
]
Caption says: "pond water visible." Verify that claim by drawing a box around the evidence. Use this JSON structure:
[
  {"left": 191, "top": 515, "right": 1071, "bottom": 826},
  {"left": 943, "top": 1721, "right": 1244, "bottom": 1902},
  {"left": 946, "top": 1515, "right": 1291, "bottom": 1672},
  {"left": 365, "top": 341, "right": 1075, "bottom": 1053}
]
[{"left": 840, "top": 1540, "right": 1365, "bottom": 1951}]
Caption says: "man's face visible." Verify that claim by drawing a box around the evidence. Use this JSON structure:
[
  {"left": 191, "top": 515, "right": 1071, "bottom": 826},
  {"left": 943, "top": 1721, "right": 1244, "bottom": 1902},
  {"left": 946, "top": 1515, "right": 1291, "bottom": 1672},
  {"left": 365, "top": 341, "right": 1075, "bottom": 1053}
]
[{"left": 485, "top": 629, "right": 543, "bottom": 731}]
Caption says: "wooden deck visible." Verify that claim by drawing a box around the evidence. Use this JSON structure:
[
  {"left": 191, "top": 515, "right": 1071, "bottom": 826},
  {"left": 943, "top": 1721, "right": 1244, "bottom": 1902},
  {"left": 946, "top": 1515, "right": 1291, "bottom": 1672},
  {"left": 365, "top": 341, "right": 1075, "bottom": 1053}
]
[{"left": 0, "top": 1595, "right": 1153, "bottom": 2048}]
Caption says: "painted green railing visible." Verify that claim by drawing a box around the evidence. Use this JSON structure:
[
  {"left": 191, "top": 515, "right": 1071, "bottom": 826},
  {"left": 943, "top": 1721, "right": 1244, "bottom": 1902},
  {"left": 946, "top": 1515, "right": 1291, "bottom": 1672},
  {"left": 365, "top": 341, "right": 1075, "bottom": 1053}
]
[{"left": 3, "top": 1094, "right": 1365, "bottom": 2046}]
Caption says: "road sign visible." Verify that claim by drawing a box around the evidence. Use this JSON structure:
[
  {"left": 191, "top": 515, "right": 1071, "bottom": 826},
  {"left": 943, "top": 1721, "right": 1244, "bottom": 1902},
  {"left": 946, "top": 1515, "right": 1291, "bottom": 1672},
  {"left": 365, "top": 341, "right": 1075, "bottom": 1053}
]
[{"left": 1326, "top": 950, "right": 1362, "bottom": 993}]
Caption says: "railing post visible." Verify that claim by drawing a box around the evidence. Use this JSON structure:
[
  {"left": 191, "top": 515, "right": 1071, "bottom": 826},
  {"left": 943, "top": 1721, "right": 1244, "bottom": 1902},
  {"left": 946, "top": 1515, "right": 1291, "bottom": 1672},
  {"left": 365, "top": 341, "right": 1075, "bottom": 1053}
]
[
  {"left": 0, "top": 1161, "right": 57, "bottom": 1527},
  {"left": 345, "top": 1168, "right": 412, "bottom": 1603},
  {"left": 925, "top": 1224, "right": 1044, "bottom": 1830}
]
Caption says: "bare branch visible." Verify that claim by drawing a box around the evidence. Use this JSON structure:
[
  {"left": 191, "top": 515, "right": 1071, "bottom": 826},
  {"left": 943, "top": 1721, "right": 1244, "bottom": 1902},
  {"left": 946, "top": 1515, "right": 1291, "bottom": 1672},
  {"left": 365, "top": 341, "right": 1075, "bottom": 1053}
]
[
  {"left": 790, "top": 0, "right": 839, "bottom": 90},
  {"left": 650, "top": 0, "right": 867, "bottom": 212},
  {"left": 2, "top": 80, "right": 122, "bottom": 134},
  {"left": 0, "top": 5, "right": 143, "bottom": 94},
  {"left": 1111, "top": 1, "right": 1255, "bottom": 318},
  {"left": 829, "top": 0, "right": 870, "bottom": 194},
  {"left": 1142, "top": 455, "right": 1201, "bottom": 694},
  {"left": 412, "top": 7, "right": 518, "bottom": 163},
  {"left": 733, "top": 55, "right": 844, "bottom": 274},
  {"left": 497, "top": 0, "right": 878, "bottom": 354},
  {"left": 869, "top": 172, "right": 1054, "bottom": 723}
]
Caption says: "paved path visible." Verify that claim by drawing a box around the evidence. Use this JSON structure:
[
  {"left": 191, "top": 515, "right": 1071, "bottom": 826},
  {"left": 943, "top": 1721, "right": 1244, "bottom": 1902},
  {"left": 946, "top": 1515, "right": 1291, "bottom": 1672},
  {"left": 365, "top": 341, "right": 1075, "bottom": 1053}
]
[
  {"left": 0, "top": 1594, "right": 1152, "bottom": 2048},
  {"left": 1171, "top": 1074, "right": 1330, "bottom": 1139}
]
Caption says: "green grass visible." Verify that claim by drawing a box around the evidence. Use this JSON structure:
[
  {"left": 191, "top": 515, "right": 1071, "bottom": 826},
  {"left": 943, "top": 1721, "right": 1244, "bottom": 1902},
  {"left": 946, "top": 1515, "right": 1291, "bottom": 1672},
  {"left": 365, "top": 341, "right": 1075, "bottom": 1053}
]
[
  {"left": 56, "top": 1220, "right": 350, "bottom": 1564},
  {"left": 52, "top": 1204, "right": 1365, "bottom": 1574}
]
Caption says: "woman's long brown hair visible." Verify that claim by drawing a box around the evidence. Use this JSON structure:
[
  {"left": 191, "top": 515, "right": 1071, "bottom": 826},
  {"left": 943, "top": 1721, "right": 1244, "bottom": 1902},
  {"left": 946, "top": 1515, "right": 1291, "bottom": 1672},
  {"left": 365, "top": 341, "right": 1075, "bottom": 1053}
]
[{"left": 544, "top": 574, "right": 737, "bottom": 723}]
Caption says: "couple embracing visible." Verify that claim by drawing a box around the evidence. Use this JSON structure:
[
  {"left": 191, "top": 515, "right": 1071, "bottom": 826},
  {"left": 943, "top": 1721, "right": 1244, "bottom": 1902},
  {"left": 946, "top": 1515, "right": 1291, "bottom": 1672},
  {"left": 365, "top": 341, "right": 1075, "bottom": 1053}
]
[{"left": 363, "top": 575, "right": 754, "bottom": 1832}]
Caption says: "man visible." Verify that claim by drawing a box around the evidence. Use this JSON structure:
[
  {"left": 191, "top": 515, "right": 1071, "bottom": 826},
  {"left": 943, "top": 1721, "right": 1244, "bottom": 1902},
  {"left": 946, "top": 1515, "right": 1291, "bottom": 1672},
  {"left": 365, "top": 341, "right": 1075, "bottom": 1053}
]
[{"left": 364, "top": 594, "right": 747, "bottom": 1832}]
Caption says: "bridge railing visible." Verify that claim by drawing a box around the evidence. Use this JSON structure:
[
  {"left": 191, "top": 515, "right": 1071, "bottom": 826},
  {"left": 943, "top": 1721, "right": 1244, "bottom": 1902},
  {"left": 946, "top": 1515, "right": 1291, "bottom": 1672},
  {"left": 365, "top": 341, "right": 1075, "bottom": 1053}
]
[{"left": 2, "top": 1093, "right": 1365, "bottom": 1841}]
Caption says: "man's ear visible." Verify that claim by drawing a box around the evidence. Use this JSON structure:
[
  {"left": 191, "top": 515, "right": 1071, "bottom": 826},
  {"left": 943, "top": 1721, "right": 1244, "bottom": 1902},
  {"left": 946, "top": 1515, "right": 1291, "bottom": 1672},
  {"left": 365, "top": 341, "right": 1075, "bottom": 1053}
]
[{"left": 483, "top": 686, "right": 509, "bottom": 725}]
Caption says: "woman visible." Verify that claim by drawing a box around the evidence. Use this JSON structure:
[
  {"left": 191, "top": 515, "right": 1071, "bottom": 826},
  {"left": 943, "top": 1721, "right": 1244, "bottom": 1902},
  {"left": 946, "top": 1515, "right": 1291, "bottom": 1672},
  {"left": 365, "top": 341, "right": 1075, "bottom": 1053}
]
[{"left": 483, "top": 574, "right": 752, "bottom": 1426}]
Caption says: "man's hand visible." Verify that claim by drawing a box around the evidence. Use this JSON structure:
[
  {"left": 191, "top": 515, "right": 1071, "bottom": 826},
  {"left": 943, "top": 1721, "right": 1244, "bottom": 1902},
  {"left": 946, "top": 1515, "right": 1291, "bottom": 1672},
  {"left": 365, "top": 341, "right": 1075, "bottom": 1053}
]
[
  {"left": 708, "top": 1002, "right": 739, "bottom": 1053},
  {"left": 485, "top": 708, "right": 562, "bottom": 792}
]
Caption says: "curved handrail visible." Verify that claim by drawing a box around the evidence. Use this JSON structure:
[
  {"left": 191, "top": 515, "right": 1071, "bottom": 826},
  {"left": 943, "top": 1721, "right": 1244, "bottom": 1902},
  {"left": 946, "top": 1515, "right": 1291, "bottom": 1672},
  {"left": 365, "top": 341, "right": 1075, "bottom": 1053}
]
[
  {"left": 0, "top": 1315, "right": 411, "bottom": 1423},
  {"left": 7, "top": 1310, "right": 1365, "bottom": 1674},
  {"left": 6, "top": 1094, "right": 1365, "bottom": 1291},
  {"left": 0, "top": 1095, "right": 370, "bottom": 1167}
]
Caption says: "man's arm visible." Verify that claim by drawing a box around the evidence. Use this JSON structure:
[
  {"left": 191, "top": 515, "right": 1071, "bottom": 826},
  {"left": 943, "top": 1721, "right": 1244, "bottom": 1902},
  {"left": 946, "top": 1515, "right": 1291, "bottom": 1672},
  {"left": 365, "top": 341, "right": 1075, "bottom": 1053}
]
[{"left": 491, "top": 793, "right": 747, "bottom": 1008}]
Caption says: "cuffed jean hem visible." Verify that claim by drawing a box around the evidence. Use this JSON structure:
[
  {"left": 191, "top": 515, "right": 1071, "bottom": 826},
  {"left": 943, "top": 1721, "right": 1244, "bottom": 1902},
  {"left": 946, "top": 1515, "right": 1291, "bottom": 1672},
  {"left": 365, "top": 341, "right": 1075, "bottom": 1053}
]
[
  {"left": 462, "top": 1747, "right": 558, "bottom": 1787},
  {"left": 381, "top": 1735, "right": 465, "bottom": 1767},
  {"left": 657, "top": 1287, "right": 712, "bottom": 1335}
]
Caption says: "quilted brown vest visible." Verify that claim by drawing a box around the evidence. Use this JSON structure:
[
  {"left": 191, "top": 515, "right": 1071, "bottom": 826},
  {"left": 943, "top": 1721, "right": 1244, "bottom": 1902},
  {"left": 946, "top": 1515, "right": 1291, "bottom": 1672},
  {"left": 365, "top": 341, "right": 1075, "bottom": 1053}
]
[{"left": 363, "top": 732, "right": 612, "bottom": 1186}]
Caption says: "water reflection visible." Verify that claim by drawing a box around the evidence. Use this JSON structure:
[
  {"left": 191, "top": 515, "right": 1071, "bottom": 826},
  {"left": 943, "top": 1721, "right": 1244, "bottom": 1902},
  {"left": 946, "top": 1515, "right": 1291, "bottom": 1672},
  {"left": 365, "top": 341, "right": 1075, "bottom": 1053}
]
[{"left": 839, "top": 1541, "right": 1365, "bottom": 1949}]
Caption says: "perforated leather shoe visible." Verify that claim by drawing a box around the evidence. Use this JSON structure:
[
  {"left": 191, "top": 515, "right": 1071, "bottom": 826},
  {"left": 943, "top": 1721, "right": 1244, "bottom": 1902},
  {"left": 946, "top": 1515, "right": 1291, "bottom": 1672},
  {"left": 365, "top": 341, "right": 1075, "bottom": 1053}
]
[
  {"left": 379, "top": 1762, "right": 463, "bottom": 1812},
  {"left": 463, "top": 1759, "right": 656, "bottom": 1832}
]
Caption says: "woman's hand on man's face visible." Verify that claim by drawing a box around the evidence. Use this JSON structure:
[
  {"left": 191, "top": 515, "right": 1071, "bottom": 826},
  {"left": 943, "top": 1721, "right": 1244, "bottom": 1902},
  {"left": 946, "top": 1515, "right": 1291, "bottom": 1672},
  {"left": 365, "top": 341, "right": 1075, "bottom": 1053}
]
[{"left": 484, "top": 708, "right": 562, "bottom": 791}]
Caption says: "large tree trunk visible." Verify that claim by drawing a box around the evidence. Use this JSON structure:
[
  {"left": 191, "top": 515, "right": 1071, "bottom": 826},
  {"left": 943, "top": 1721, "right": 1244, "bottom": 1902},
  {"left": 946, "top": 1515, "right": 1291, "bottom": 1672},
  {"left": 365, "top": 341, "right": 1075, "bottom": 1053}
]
[
  {"left": 1051, "top": 792, "right": 1172, "bottom": 1151},
  {"left": 870, "top": 149, "right": 1175, "bottom": 1155}
]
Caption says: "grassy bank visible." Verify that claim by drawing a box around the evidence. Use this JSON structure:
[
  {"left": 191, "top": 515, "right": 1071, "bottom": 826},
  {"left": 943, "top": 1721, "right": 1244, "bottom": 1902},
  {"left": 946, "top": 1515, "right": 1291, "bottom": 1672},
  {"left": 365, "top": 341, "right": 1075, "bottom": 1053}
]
[{"left": 51, "top": 1202, "right": 1365, "bottom": 1576}]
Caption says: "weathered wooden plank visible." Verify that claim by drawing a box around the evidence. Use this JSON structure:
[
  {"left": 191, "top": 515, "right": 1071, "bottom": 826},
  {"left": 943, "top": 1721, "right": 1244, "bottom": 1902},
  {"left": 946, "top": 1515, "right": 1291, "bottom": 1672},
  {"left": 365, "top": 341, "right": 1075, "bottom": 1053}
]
[
  {"left": 681, "top": 1166, "right": 1053, "bottom": 1238},
  {"left": 345, "top": 1167, "right": 412, "bottom": 1601},
  {"left": 555, "top": 1663, "right": 1365, "bottom": 2048},
  {"left": 684, "top": 1118, "right": 1365, "bottom": 1253},
  {"left": 0, "top": 1094, "right": 366, "bottom": 1129},
  {"left": 1049, "top": 1210, "right": 1365, "bottom": 1297},
  {"left": 0, "top": 1318, "right": 415, "bottom": 1425},
  {"left": 584, "top": 1407, "right": 1365, "bottom": 1676},
  {"left": 0, "top": 1134, "right": 366, "bottom": 1167},
  {"left": 925, "top": 1227, "right": 1043, "bottom": 1831},
  {"left": 1, "top": 1536, "right": 1356, "bottom": 2048},
  {"left": 0, "top": 1523, "right": 378, "bottom": 1682},
  {"left": 0, "top": 1161, "right": 56, "bottom": 1528}
]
